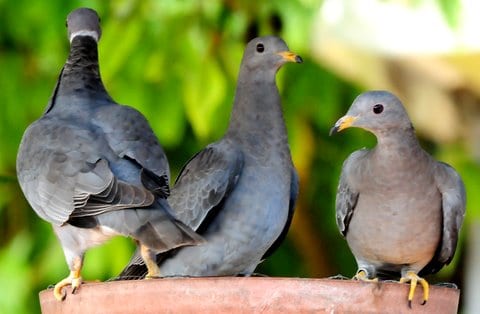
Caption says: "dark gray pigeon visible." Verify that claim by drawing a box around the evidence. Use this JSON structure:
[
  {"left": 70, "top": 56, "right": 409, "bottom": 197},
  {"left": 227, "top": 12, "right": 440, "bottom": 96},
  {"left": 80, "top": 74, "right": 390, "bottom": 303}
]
[
  {"left": 120, "top": 36, "right": 302, "bottom": 278},
  {"left": 16, "top": 8, "right": 202, "bottom": 301},
  {"left": 330, "top": 90, "right": 466, "bottom": 307}
]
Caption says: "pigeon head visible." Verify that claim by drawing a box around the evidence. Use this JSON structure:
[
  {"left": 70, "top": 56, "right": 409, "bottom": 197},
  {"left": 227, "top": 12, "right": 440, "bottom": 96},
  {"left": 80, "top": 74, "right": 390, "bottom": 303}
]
[
  {"left": 241, "top": 36, "right": 303, "bottom": 73},
  {"left": 66, "top": 8, "right": 101, "bottom": 43},
  {"left": 330, "top": 90, "right": 413, "bottom": 136}
]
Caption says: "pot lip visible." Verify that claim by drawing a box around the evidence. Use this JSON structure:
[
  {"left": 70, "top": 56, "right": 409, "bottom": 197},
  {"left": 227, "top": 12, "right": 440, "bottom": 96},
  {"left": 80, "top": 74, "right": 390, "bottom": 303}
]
[
  {"left": 38, "top": 276, "right": 461, "bottom": 294},
  {"left": 39, "top": 276, "right": 461, "bottom": 314}
]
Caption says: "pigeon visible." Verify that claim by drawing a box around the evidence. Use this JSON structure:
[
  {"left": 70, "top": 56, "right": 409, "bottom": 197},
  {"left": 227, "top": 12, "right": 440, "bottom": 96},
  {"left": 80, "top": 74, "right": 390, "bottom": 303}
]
[
  {"left": 330, "top": 90, "right": 466, "bottom": 307},
  {"left": 120, "top": 36, "right": 302, "bottom": 278},
  {"left": 16, "top": 8, "right": 202, "bottom": 301}
]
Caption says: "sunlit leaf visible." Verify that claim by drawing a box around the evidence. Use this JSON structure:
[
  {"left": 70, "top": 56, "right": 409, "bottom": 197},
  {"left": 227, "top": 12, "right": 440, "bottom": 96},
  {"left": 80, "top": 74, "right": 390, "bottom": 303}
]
[
  {"left": 182, "top": 36, "right": 227, "bottom": 139},
  {"left": 437, "top": 0, "right": 460, "bottom": 28}
]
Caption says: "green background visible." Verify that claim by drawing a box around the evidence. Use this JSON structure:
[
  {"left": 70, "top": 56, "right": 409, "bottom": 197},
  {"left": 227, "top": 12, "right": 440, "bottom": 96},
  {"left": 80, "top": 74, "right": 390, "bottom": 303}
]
[{"left": 0, "top": 0, "right": 478, "bottom": 312}]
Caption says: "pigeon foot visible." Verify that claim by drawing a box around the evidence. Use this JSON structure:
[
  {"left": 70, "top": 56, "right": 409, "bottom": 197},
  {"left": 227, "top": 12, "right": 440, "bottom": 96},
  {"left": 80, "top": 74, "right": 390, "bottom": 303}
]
[
  {"left": 141, "top": 244, "right": 161, "bottom": 278},
  {"left": 353, "top": 269, "right": 378, "bottom": 282},
  {"left": 53, "top": 270, "right": 82, "bottom": 301},
  {"left": 399, "top": 271, "right": 429, "bottom": 308}
]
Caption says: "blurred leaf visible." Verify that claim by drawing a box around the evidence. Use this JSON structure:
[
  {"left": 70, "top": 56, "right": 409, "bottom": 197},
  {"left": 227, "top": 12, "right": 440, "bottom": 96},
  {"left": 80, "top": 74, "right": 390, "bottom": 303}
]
[
  {"left": 0, "top": 232, "right": 33, "bottom": 314},
  {"left": 437, "top": 0, "right": 460, "bottom": 29},
  {"left": 0, "top": 176, "right": 16, "bottom": 183},
  {"left": 183, "top": 38, "right": 227, "bottom": 139},
  {"left": 82, "top": 237, "right": 135, "bottom": 280}
]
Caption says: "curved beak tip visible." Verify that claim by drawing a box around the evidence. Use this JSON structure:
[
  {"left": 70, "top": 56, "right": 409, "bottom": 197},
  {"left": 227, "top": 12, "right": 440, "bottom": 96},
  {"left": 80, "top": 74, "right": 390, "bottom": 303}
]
[
  {"left": 278, "top": 51, "right": 303, "bottom": 64},
  {"left": 330, "top": 115, "right": 356, "bottom": 136},
  {"left": 329, "top": 126, "right": 339, "bottom": 136}
]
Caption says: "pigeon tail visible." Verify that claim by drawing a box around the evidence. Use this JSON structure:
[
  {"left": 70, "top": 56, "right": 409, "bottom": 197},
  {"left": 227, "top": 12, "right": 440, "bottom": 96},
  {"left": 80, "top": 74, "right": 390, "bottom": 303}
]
[{"left": 132, "top": 213, "right": 204, "bottom": 253}]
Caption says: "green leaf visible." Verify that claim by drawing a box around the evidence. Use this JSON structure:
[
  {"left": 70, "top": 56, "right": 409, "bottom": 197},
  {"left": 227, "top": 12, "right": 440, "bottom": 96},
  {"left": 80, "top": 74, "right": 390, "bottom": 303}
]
[
  {"left": 182, "top": 27, "right": 227, "bottom": 140},
  {"left": 437, "top": 0, "right": 460, "bottom": 29}
]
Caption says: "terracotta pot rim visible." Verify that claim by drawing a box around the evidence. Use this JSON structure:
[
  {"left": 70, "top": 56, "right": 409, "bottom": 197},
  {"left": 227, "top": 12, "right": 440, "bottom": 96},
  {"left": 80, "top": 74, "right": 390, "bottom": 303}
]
[{"left": 39, "top": 276, "right": 460, "bottom": 314}]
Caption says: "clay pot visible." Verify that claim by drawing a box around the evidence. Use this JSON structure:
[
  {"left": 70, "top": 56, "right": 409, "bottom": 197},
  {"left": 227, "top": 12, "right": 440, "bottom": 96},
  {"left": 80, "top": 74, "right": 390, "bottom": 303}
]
[{"left": 39, "top": 277, "right": 459, "bottom": 313}]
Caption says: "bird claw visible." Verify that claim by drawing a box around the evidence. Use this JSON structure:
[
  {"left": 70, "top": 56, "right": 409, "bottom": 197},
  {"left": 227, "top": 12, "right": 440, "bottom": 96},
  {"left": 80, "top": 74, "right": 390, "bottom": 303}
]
[
  {"left": 145, "top": 274, "right": 160, "bottom": 280},
  {"left": 141, "top": 244, "right": 162, "bottom": 280},
  {"left": 399, "top": 271, "right": 429, "bottom": 307},
  {"left": 71, "top": 276, "right": 82, "bottom": 294},
  {"left": 144, "top": 263, "right": 161, "bottom": 280},
  {"left": 53, "top": 282, "right": 67, "bottom": 301},
  {"left": 353, "top": 270, "right": 378, "bottom": 282},
  {"left": 53, "top": 272, "right": 82, "bottom": 301}
]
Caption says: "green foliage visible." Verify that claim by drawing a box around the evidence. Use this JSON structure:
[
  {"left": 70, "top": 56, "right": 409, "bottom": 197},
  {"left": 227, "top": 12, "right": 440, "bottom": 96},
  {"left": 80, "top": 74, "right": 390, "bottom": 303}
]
[
  {"left": 437, "top": 0, "right": 461, "bottom": 28},
  {"left": 0, "top": 0, "right": 473, "bottom": 313},
  {"left": 0, "top": 232, "right": 32, "bottom": 313}
]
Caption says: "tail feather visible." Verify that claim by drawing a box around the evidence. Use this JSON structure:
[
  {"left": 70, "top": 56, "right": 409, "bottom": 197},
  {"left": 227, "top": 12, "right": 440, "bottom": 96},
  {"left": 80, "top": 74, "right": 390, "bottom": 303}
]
[
  {"left": 133, "top": 215, "right": 203, "bottom": 252},
  {"left": 96, "top": 199, "right": 203, "bottom": 280},
  {"left": 118, "top": 248, "right": 147, "bottom": 279},
  {"left": 121, "top": 215, "right": 202, "bottom": 279}
]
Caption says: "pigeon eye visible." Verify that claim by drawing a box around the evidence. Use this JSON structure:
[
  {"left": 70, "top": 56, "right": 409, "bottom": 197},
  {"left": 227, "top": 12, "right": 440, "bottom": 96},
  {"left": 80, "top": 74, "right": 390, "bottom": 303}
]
[
  {"left": 373, "top": 104, "right": 384, "bottom": 114},
  {"left": 256, "top": 43, "right": 264, "bottom": 53}
]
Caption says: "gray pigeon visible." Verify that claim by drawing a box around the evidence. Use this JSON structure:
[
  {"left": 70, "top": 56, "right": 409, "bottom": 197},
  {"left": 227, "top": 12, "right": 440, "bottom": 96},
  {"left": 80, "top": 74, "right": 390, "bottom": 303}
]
[
  {"left": 120, "top": 36, "right": 302, "bottom": 278},
  {"left": 330, "top": 90, "right": 466, "bottom": 307},
  {"left": 16, "top": 8, "right": 202, "bottom": 301}
]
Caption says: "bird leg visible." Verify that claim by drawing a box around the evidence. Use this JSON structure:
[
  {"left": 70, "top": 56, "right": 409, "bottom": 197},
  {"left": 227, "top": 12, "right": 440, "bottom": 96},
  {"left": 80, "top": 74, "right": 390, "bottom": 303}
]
[
  {"left": 399, "top": 271, "right": 429, "bottom": 308},
  {"left": 353, "top": 269, "right": 378, "bottom": 282},
  {"left": 53, "top": 256, "right": 83, "bottom": 301},
  {"left": 140, "top": 244, "right": 161, "bottom": 279}
]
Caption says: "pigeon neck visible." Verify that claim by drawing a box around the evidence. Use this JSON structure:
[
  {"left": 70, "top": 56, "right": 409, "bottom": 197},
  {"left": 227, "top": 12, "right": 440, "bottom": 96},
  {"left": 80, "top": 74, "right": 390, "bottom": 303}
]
[
  {"left": 374, "top": 127, "right": 422, "bottom": 159},
  {"left": 367, "top": 127, "right": 433, "bottom": 184},
  {"left": 56, "top": 36, "right": 112, "bottom": 103},
  {"left": 227, "top": 73, "right": 285, "bottom": 137}
]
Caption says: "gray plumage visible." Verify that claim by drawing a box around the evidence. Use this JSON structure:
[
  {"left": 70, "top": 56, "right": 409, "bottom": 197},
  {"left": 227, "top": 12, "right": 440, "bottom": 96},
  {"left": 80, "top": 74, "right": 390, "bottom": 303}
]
[
  {"left": 16, "top": 8, "right": 202, "bottom": 300},
  {"left": 330, "top": 90, "right": 466, "bottom": 307},
  {"left": 120, "top": 36, "right": 302, "bottom": 278}
]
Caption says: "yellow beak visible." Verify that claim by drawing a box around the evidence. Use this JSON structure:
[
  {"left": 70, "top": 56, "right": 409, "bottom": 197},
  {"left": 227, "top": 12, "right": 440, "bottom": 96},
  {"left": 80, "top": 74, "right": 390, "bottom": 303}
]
[
  {"left": 277, "top": 51, "right": 303, "bottom": 63},
  {"left": 329, "top": 115, "right": 358, "bottom": 135}
]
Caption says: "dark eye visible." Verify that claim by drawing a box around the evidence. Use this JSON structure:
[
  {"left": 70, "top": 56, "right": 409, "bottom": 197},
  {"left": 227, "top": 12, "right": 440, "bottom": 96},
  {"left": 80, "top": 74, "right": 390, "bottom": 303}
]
[
  {"left": 373, "top": 104, "right": 384, "bottom": 114},
  {"left": 256, "top": 43, "right": 264, "bottom": 53}
]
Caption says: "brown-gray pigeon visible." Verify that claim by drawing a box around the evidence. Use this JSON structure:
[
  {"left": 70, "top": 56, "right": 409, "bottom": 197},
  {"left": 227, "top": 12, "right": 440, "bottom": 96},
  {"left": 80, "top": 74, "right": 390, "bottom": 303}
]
[
  {"left": 16, "top": 8, "right": 202, "bottom": 301},
  {"left": 330, "top": 90, "right": 466, "bottom": 307},
  {"left": 120, "top": 36, "right": 302, "bottom": 278}
]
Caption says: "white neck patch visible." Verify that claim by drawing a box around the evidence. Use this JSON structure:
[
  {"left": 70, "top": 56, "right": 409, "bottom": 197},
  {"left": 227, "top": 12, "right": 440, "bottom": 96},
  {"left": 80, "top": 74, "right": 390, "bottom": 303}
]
[{"left": 70, "top": 30, "right": 99, "bottom": 43}]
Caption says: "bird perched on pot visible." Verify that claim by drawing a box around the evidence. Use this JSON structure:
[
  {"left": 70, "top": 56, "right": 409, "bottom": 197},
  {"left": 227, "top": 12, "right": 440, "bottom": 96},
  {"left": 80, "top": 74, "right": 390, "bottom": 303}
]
[
  {"left": 330, "top": 90, "right": 466, "bottom": 308},
  {"left": 16, "top": 8, "right": 202, "bottom": 301},
  {"left": 120, "top": 35, "right": 302, "bottom": 278}
]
